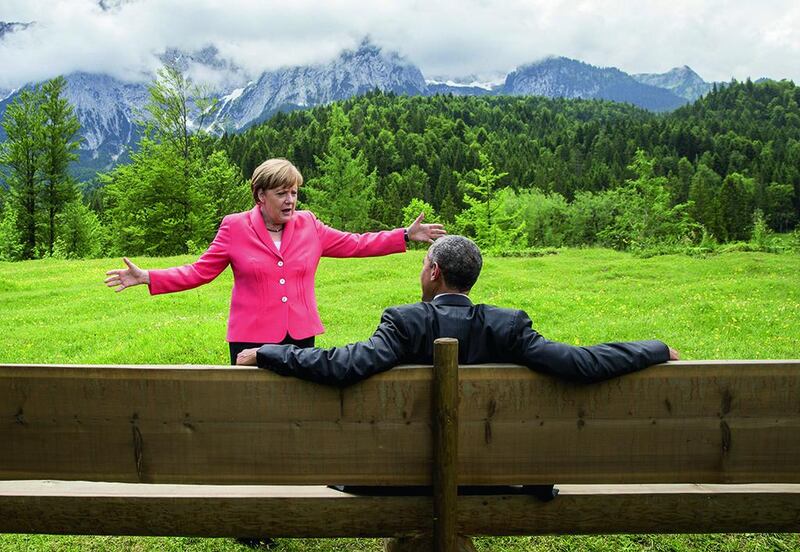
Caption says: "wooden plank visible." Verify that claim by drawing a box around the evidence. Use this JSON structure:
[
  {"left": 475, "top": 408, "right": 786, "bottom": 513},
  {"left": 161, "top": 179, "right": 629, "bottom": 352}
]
[
  {"left": 0, "top": 481, "right": 798, "bottom": 536},
  {"left": 2, "top": 362, "right": 800, "bottom": 485},
  {"left": 462, "top": 483, "right": 800, "bottom": 535},
  {"left": 433, "top": 338, "right": 459, "bottom": 552}
]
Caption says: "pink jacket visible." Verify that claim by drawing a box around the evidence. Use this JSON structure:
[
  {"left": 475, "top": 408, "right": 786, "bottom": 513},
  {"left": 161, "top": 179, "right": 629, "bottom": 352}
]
[{"left": 148, "top": 207, "right": 406, "bottom": 343}]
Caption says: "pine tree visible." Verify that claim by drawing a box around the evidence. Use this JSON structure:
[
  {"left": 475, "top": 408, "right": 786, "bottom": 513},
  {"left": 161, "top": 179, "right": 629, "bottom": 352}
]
[
  {"left": 0, "top": 87, "right": 45, "bottom": 259},
  {"left": 456, "top": 152, "right": 525, "bottom": 250},
  {"left": 671, "top": 157, "right": 694, "bottom": 205},
  {"left": 688, "top": 163, "right": 723, "bottom": 239},
  {"left": 40, "top": 77, "right": 81, "bottom": 256},
  {"left": 305, "top": 104, "right": 377, "bottom": 232},
  {"left": 718, "top": 173, "right": 754, "bottom": 241}
]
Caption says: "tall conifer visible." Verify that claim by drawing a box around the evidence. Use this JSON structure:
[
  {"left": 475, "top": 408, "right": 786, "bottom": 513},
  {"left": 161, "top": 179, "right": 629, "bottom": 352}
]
[
  {"left": 40, "top": 77, "right": 81, "bottom": 256},
  {"left": 0, "top": 87, "right": 45, "bottom": 258}
]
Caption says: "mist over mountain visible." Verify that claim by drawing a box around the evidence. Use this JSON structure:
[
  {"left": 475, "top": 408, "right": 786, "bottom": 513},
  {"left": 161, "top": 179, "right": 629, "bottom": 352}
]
[
  {"left": 0, "top": 21, "right": 33, "bottom": 40},
  {"left": 158, "top": 45, "right": 248, "bottom": 94},
  {"left": 97, "top": 0, "right": 137, "bottom": 11},
  {"left": 1, "top": 38, "right": 725, "bottom": 179}
]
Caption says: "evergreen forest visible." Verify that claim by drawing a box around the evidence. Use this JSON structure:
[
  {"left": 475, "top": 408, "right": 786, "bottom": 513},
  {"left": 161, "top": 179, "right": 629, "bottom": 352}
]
[{"left": 2, "top": 71, "right": 800, "bottom": 260}]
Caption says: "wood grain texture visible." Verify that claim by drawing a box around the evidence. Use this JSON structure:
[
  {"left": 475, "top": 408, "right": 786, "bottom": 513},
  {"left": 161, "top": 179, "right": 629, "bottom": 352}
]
[
  {"left": 0, "top": 481, "right": 798, "bottom": 536},
  {"left": 433, "top": 338, "right": 459, "bottom": 552},
  {"left": 2, "top": 361, "right": 799, "bottom": 485}
]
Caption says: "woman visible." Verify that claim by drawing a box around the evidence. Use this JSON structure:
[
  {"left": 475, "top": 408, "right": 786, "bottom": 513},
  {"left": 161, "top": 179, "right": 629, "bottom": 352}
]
[{"left": 105, "top": 158, "right": 446, "bottom": 364}]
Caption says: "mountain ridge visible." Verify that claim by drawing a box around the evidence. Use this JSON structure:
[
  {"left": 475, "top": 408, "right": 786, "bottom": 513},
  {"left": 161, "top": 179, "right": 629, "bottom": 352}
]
[
  {"left": 1, "top": 39, "right": 722, "bottom": 179},
  {"left": 503, "top": 57, "right": 687, "bottom": 112}
]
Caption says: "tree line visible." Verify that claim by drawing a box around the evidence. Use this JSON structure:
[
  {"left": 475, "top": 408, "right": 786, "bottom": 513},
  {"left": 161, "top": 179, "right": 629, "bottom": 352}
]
[
  {"left": 1, "top": 71, "right": 799, "bottom": 261},
  {"left": 220, "top": 81, "right": 799, "bottom": 251}
]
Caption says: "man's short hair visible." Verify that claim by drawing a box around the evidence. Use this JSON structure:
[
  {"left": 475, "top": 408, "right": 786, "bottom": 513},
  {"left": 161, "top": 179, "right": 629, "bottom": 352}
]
[{"left": 427, "top": 236, "right": 482, "bottom": 291}]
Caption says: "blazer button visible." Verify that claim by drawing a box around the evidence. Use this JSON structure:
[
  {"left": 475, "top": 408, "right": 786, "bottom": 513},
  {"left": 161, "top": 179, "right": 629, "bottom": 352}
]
[
  {"left": 279, "top": 278, "right": 286, "bottom": 285},
  {"left": 277, "top": 261, "right": 284, "bottom": 267},
  {"left": 281, "top": 296, "right": 288, "bottom": 303}
]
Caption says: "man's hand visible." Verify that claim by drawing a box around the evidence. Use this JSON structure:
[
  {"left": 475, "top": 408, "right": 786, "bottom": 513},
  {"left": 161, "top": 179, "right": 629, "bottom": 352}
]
[
  {"left": 236, "top": 347, "right": 259, "bottom": 366},
  {"left": 406, "top": 212, "right": 447, "bottom": 244},
  {"left": 668, "top": 347, "right": 680, "bottom": 360}
]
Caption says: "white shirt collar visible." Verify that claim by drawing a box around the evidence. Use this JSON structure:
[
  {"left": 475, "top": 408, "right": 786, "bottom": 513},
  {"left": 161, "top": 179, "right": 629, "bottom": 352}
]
[{"left": 433, "top": 292, "right": 470, "bottom": 300}]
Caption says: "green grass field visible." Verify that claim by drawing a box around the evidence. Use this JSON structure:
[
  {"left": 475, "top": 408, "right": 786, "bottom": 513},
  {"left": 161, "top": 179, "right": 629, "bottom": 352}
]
[{"left": 1, "top": 248, "right": 799, "bottom": 551}]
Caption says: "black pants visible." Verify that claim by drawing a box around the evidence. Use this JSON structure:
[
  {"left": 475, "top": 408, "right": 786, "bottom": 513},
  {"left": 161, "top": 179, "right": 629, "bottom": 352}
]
[
  {"left": 331, "top": 485, "right": 558, "bottom": 502},
  {"left": 229, "top": 335, "right": 315, "bottom": 365},
  {"left": 229, "top": 334, "right": 315, "bottom": 546}
]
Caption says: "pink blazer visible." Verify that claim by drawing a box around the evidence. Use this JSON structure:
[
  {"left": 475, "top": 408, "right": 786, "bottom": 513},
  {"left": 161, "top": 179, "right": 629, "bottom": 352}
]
[{"left": 148, "top": 207, "right": 406, "bottom": 343}]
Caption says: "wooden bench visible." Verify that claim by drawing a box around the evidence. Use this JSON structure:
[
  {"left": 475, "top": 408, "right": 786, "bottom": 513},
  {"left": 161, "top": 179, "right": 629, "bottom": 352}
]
[{"left": 2, "top": 339, "right": 799, "bottom": 551}]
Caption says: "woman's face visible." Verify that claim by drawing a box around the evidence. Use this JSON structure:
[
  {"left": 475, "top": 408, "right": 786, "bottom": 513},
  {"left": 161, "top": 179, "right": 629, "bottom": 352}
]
[{"left": 258, "top": 185, "right": 298, "bottom": 226}]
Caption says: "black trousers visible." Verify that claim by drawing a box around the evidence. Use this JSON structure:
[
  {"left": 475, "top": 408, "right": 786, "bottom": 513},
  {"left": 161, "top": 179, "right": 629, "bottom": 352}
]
[
  {"left": 331, "top": 485, "right": 558, "bottom": 502},
  {"left": 229, "top": 335, "right": 316, "bottom": 365}
]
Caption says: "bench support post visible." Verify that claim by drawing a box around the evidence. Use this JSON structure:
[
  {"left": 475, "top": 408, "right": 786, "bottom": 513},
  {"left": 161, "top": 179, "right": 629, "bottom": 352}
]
[{"left": 433, "top": 338, "right": 459, "bottom": 552}]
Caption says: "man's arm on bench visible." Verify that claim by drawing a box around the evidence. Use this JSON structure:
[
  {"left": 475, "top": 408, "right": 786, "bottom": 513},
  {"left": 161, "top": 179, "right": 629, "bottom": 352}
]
[
  {"left": 254, "top": 307, "right": 412, "bottom": 387},
  {"left": 510, "top": 310, "right": 673, "bottom": 383}
]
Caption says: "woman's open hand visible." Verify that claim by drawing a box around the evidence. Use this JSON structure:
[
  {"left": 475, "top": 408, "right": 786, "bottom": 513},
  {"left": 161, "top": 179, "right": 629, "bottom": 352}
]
[
  {"left": 407, "top": 212, "right": 447, "bottom": 244},
  {"left": 105, "top": 257, "right": 149, "bottom": 292}
]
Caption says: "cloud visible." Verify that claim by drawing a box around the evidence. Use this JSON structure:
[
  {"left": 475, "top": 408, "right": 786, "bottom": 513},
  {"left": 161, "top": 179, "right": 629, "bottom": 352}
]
[{"left": 1, "top": 0, "right": 798, "bottom": 89}]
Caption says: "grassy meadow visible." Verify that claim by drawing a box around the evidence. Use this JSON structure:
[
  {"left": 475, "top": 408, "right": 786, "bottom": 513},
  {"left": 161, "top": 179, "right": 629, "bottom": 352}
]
[{"left": 1, "top": 248, "right": 799, "bottom": 551}]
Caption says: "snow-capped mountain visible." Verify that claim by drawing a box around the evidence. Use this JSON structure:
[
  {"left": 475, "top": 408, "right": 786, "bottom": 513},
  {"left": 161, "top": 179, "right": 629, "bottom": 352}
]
[
  {"left": 425, "top": 76, "right": 498, "bottom": 97},
  {"left": 1, "top": 37, "right": 719, "bottom": 180},
  {"left": 425, "top": 72, "right": 506, "bottom": 96},
  {"left": 632, "top": 65, "right": 714, "bottom": 102},
  {"left": 502, "top": 57, "right": 687, "bottom": 112},
  {"left": 212, "top": 39, "right": 426, "bottom": 131}
]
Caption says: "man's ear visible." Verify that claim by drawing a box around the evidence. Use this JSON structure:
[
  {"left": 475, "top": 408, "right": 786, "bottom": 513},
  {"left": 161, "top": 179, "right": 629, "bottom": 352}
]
[{"left": 430, "top": 261, "right": 441, "bottom": 281}]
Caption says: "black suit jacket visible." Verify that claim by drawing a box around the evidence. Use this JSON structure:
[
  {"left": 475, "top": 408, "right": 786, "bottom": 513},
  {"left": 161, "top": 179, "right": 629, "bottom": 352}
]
[{"left": 257, "top": 294, "right": 670, "bottom": 387}]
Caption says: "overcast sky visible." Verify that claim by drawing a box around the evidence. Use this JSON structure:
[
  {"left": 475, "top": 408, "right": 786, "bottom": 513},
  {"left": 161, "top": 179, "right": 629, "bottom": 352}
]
[{"left": 2, "top": 0, "right": 799, "bottom": 89}]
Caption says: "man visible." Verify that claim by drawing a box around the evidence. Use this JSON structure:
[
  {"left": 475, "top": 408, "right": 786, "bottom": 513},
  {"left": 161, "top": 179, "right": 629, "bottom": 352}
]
[
  {"left": 237, "top": 235, "right": 678, "bottom": 551},
  {"left": 237, "top": 234, "right": 678, "bottom": 382}
]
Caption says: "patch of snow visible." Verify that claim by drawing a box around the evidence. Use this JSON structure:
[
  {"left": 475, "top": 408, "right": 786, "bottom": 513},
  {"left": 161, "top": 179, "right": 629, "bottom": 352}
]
[
  {"left": 425, "top": 79, "right": 497, "bottom": 90},
  {"left": 222, "top": 87, "right": 244, "bottom": 103}
]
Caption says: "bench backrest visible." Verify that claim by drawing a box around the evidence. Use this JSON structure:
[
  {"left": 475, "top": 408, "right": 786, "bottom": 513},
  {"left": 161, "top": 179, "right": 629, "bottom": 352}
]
[{"left": 2, "top": 360, "right": 799, "bottom": 485}]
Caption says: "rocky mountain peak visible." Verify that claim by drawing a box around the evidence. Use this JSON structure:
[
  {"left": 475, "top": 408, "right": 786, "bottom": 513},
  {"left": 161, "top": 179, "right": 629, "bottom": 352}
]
[
  {"left": 502, "top": 56, "right": 685, "bottom": 111},
  {"left": 212, "top": 37, "right": 426, "bottom": 131},
  {"left": 632, "top": 65, "right": 712, "bottom": 101},
  {"left": 350, "top": 36, "right": 382, "bottom": 57}
]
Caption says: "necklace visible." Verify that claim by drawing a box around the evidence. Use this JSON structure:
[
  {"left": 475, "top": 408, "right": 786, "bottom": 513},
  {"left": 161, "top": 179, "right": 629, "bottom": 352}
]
[{"left": 260, "top": 207, "right": 284, "bottom": 232}]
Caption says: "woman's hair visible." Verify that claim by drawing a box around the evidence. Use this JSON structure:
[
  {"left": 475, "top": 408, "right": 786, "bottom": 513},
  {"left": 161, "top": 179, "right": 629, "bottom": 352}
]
[{"left": 251, "top": 158, "right": 303, "bottom": 203}]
